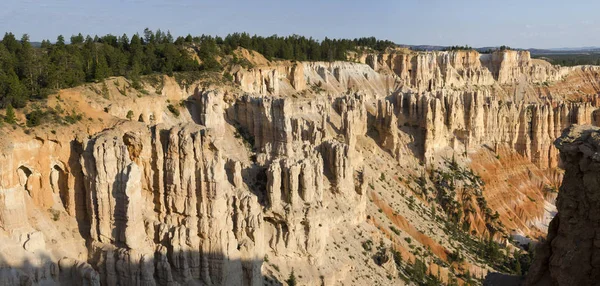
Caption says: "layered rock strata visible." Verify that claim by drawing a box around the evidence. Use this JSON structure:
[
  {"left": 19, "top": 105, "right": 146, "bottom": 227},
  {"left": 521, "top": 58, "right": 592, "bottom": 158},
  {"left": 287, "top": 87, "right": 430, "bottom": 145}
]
[{"left": 230, "top": 49, "right": 600, "bottom": 171}]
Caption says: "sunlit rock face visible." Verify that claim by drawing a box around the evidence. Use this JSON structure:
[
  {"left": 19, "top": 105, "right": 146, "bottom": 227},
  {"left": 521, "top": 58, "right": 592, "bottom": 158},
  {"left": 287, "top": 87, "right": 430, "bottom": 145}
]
[{"left": 3, "top": 47, "right": 600, "bottom": 285}]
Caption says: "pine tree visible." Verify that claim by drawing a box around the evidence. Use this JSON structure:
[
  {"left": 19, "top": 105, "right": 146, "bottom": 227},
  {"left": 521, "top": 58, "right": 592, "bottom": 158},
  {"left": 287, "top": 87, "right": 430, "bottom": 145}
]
[
  {"left": 17, "top": 34, "right": 37, "bottom": 97},
  {"left": 93, "top": 49, "right": 110, "bottom": 81},
  {"left": 5, "top": 70, "right": 27, "bottom": 108},
  {"left": 515, "top": 257, "right": 522, "bottom": 275},
  {"left": 392, "top": 248, "right": 403, "bottom": 270},
  {"left": 70, "top": 33, "right": 84, "bottom": 45},
  {"left": 2, "top": 32, "right": 21, "bottom": 53},
  {"left": 5, "top": 103, "right": 16, "bottom": 124},
  {"left": 448, "top": 272, "right": 458, "bottom": 286},
  {"left": 286, "top": 268, "right": 297, "bottom": 286},
  {"left": 162, "top": 44, "right": 178, "bottom": 75},
  {"left": 280, "top": 42, "right": 293, "bottom": 60},
  {"left": 56, "top": 35, "right": 65, "bottom": 47},
  {"left": 513, "top": 250, "right": 523, "bottom": 275},
  {"left": 198, "top": 37, "right": 220, "bottom": 71},
  {"left": 143, "top": 28, "right": 154, "bottom": 44}
]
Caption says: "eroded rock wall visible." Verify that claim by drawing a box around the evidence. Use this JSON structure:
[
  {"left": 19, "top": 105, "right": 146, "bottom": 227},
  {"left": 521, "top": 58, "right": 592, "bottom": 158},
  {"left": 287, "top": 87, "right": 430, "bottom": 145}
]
[
  {"left": 394, "top": 90, "right": 598, "bottom": 168},
  {"left": 227, "top": 94, "right": 329, "bottom": 160},
  {"left": 81, "top": 122, "right": 265, "bottom": 285},
  {"left": 361, "top": 49, "right": 573, "bottom": 91},
  {"left": 233, "top": 61, "right": 398, "bottom": 96}
]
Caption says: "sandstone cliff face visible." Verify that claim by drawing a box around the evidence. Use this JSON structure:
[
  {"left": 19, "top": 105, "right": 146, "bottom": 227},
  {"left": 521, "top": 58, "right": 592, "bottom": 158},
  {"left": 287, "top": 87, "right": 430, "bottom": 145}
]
[
  {"left": 469, "top": 145, "right": 560, "bottom": 241},
  {"left": 0, "top": 133, "right": 96, "bottom": 285},
  {"left": 526, "top": 125, "right": 600, "bottom": 285},
  {"left": 361, "top": 49, "right": 572, "bottom": 91},
  {"left": 374, "top": 99, "right": 400, "bottom": 159}
]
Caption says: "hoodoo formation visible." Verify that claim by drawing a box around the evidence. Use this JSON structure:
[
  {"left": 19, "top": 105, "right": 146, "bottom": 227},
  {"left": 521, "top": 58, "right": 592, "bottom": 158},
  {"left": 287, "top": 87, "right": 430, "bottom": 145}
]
[{"left": 2, "top": 32, "right": 600, "bottom": 285}]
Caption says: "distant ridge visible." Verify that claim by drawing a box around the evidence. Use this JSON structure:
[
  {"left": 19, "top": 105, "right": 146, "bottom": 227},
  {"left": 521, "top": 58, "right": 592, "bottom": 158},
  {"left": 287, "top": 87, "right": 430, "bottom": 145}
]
[{"left": 397, "top": 44, "right": 600, "bottom": 55}]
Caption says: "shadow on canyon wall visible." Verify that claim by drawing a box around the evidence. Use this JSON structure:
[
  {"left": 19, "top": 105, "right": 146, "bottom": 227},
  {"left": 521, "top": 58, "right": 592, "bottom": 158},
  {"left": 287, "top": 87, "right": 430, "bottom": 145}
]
[
  {"left": 0, "top": 251, "right": 283, "bottom": 286},
  {"left": 483, "top": 272, "right": 524, "bottom": 286}
]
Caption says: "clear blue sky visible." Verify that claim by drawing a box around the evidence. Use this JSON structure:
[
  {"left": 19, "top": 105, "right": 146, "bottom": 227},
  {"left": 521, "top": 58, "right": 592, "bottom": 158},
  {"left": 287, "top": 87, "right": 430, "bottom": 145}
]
[{"left": 1, "top": 0, "right": 598, "bottom": 49}]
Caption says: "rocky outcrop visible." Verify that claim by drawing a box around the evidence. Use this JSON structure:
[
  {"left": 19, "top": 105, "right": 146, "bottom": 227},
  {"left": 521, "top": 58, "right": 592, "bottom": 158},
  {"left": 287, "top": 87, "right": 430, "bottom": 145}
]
[
  {"left": 80, "top": 123, "right": 265, "bottom": 285},
  {"left": 234, "top": 68, "right": 280, "bottom": 95},
  {"left": 375, "top": 99, "right": 400, "bottom": 158},
  {"left": 195, "top": 89, "right": 227, "bottom": 136},
  {"left": 227, "top": 95, "right": 328, "bottom": 159},
  {"left": 526, "top": 125, "right": 600, "bottom": 285},
  {"left": 68, "top": 90, "right": 368, "bottom": 284},
  {"left": 469, "top": 145, "right": 559, "bottom": 241},
  {"left": 264, "top": 150, "right": 326, "bottom": 257},
  {"left": 336, "top": 94, "right": 368, "bottom": 148},
  {"left": 266, "top": 150, "right": 324, "bottom": 210}
]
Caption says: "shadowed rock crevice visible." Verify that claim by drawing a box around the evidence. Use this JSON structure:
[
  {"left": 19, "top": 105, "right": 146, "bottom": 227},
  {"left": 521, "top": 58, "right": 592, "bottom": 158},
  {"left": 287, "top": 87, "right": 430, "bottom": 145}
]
[{"left": 68, "top": 140, "right": 90, "bottom": 240}]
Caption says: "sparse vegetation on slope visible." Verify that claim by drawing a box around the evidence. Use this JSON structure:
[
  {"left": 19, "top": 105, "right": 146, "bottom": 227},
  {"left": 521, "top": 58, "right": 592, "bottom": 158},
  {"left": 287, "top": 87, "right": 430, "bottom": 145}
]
[{"left": 429, "top": 157, "right": 505, "bottom": 238}]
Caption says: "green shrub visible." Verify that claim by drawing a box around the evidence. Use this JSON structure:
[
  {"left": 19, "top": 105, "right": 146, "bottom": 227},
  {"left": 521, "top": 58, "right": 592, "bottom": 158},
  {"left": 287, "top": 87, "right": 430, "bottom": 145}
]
[
  {"left": 48, "top": 209, "right": 60, "bottom": 221},
  {"left": 167, "top": 104, "right": 180, "bottom": 117},
  {"left": 362, "top": 239, "right": 373, "bottom": 251},
  {"left": 223, "top": 72, "right": 234, "bottom": 81},
  {"left": 101, "top": 81, "right": 110, "bottom": 99},
  {"left": 4, "top": 103, "right": 16, "bottom": 124},
  {"left": 26, "top": 109, "right": 45, "bottom": 127},
  {"left": 64, "top": 110, "right": 82, "bottom": 124}
]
